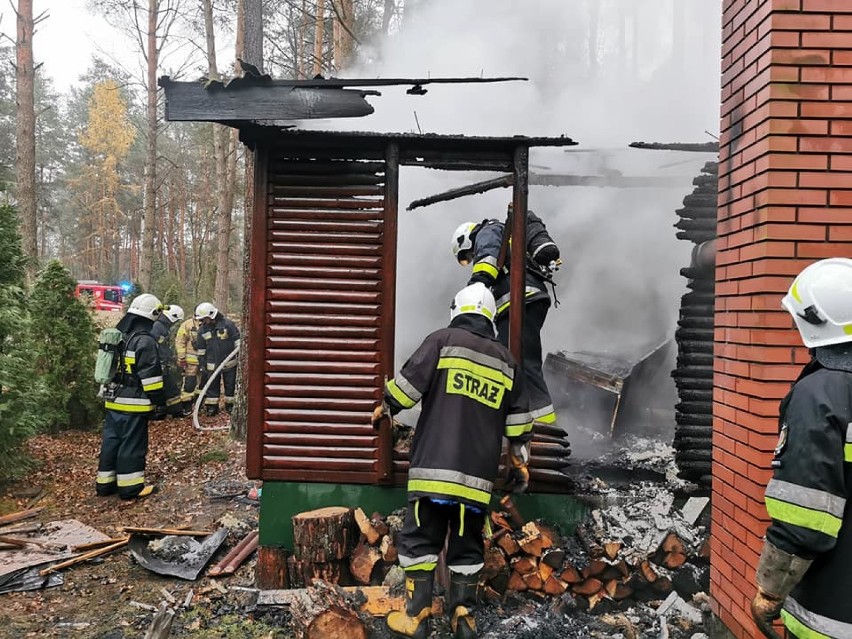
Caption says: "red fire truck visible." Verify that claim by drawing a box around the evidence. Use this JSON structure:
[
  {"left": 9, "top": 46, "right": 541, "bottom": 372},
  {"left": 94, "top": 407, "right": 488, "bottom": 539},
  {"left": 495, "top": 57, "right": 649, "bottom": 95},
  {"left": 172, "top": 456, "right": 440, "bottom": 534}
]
[{"left": 75, "top": 281, "right": 124, "bottom": 312}]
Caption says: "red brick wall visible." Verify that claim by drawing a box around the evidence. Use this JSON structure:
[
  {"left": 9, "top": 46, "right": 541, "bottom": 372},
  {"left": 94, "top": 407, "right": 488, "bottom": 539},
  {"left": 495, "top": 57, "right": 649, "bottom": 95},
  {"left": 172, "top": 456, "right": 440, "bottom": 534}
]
[{"left": 715, "top": 2, "right": 852, "bottom": 637}]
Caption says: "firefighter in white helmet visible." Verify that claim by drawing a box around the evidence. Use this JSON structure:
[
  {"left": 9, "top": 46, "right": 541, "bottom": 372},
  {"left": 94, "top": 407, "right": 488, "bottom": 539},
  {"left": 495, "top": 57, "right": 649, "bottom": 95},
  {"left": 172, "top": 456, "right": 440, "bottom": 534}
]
[
  {"left": 374, "top": 283, "right": 532, "bottom": 639},
  {"left": 95, "top": 293, "right": 165, "bottom": 500},
  {"left": 151, "top": 304, "right": 184, "bottom": 416},
  {"left": 751, "top": 258, "right": 852, "bottom": 638},
  {"left": 195, "top": 302, "right": 241, "bottom": 416},
  {"left": 451, "top": 205, "right": 561, "bottom": 427}
]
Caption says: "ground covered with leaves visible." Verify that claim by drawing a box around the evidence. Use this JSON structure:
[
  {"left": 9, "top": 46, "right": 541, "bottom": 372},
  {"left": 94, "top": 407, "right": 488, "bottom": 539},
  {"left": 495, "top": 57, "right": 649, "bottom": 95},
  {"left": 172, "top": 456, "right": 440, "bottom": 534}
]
[{"left": 0, "top": 414, "right": 286, "bottom": 639}]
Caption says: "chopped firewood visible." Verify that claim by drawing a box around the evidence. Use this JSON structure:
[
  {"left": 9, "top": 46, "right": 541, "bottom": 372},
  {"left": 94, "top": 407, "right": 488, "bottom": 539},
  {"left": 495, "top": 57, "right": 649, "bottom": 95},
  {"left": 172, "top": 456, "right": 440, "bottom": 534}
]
[
  {"left": 522, "top": 571, "right": 544, "bottom": 591},
  {"left": 603, "top": 541, "right": 622, "bottom": 561},
  {"left": 481, "top": 585, "right": 503, "bottom": 604},
  {"left": 625, "top": 571, "right": 649, "bottom": 592},
  {"left": 0, "top": 508, "right": 43, "bottom": 527},
  {"left": 604, "top": 579, "right": 634, "bottom": 601},
  {"left": 349, "top": 542, "right": 382, "bottom": 586},
  {"left": 490, "top": 511, "right": 513, "bottom": 532},
  {"left": 284, "top": 583, "right": 368, "bottom": 639},
  {"left": 581, "top": 559, "right": 608, "bottom": 579},
  {"left": 541, "top": 548, "right": 565, "bottom": 570},
  {"left": 370, "top": 513, "right": 389, "bottom": 538},
  {"left": 121, "top": 527, "right": 213, "bottom": 537},
  {"left": 488, "top": 568, "right": 510, "bottom": 594},
  {"left": 507, "top": 570, "right": 528, "bottom": 592},
  {"left": 518, "top": 522, "right": 544, "bottom": 557},
  {"left": 614, "top": 560, "right": 630, "bottom": 578},
  {"left": 660, "top": 531, "right": 686, "bottom": 554},
  {"left": 354, "top": 508, "right": 380, "bottom": 545},
  {"left": 482, "top": 544, "right": 508, "bottom": 581},
  {"left": 535, "top": 522, "right": 558, "bottom": 549},
  {"left": 698, "top": 538, "right": 710, "bottom": 559},
  {"left": 587, "top": 591, "right": 615, "bottom": 613},
  {"left": 575, "top": 523, "right": 603, "bottom": 558},
  {"left": 663, "top": 552, "right": 688, "bottom": 570},
  {"left": 572, "top": 578, "right": 603, "bottom": 596},
  {"left": 639, "top": 560, "right": 659, "bottom": 584},
  {"left": 600, "top": 562, "right": 628, "bottom": 581},
  {"left": 651, "top": 575, "right": 673, "bottom": 595},
  {"left": 380, "top": 536, "right": 397, "bottom": 563},
  {"left": 496, "top": 534, "right": 521, "bottom": 556},
  {"left": 538, "top": 561, "right": 554, "bottom": 582},
  {"left": 510, "top": 556, "right": 538, "bottom": 576},
  {"left": 560, "top": 565, "right": 582, "bottom": 584},
  {"left": 542, "top": 575, "right": 568, "bottom": 596},
  {"left": 293, "top": 507, "right": 356, "bottom": 564},
  {"left": 39, "top": 538, "right": 129, "bottom": 575}
]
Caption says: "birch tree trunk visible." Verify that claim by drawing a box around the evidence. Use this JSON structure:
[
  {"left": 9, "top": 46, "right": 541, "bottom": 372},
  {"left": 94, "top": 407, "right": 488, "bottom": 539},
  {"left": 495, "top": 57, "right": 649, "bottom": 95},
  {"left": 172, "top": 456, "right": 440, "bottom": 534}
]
[
  {"left": 15, "top": 0, "right": 37, "bottom": 280},
  {"left": 382, "top": 0, "right": 394, "bottom": 35},
  {"left": 139, "top": 0, "right": 159, "bottom": 291}
]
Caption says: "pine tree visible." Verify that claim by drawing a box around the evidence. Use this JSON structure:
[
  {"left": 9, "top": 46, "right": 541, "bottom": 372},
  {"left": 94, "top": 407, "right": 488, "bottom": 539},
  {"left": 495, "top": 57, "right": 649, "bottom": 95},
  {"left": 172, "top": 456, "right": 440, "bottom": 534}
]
[{"left": 28, "top": 260, "right": 101, "bottom": 431}]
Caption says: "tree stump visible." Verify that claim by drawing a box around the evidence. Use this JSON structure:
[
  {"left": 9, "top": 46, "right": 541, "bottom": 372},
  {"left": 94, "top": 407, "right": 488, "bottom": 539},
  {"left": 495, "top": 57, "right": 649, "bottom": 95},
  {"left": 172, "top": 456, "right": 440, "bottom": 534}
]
[
  {"left": 285, "top": 582, "right": 368, "bottom": 639},
  {"left": 287, "top": 555, "right": 351, "bottom": 588},
  {"left": 293, "top": 507, "right": 357, "bottom": 563}
]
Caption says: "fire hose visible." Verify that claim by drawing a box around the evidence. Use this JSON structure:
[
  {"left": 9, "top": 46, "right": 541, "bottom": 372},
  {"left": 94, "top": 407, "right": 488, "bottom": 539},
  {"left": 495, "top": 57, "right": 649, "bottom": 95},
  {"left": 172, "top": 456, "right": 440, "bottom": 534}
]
[{"left": 192, "top": 345, "right": 240, "bottom": 432}]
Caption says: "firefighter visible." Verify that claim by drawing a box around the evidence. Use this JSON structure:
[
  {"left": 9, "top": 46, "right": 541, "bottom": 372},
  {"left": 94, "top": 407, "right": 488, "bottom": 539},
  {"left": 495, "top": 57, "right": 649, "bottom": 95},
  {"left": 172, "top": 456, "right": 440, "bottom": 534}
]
[
  {"left": 451, "top": 204, "right": 561, "bottom": 426},
  {"left": 373, "top": 283, "right": 533, "bottom": 639},
  {"left": 750, "top": 257, "right": 852, "bottom": 639},
  {"left": 175, "top": 313, "right": 202, "bottom": 417},
  {"left": 96, "top": 293, "right": 165, "bottom": 500},
  {"left": 151, "top": 304, "right": 184, "bottom": 416},
  {"left": 195, "top": 302, "right": 240, "bottom": 416}
]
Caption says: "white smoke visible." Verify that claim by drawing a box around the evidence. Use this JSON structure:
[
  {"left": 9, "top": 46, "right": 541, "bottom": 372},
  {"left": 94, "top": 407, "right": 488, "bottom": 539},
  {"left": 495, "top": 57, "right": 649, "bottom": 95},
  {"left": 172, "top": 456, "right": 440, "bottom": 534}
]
[{"left": 321, "top": 0, "right": 722, "bottom": 435}]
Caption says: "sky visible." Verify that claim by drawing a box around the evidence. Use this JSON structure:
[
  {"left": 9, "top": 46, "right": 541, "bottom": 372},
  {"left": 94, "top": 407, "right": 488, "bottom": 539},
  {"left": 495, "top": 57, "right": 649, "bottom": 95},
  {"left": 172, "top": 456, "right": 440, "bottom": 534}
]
[{"left": 1, "top": 1, "right": 121, "bottom": 90}]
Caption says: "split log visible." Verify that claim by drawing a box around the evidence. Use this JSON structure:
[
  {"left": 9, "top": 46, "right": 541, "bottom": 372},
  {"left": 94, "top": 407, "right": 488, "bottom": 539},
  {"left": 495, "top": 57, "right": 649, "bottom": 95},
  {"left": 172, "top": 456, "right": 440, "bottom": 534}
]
[
  {"left": 662, "top": 552, "right": 688, "bottom": 570},
  {"left": 582, "top": 559, "right": 608, "bottom": 579},
  {"left": 539, "top": 561, "right": 554, "bottom": 582},
  {"left": 353, "top": 509, "right": 380, "bottom": 545},
  {"left": 507, "top": 571, "right": 528, "bottom": 592},
  {"left": 293, "top": 507, "right": 357, "bottom": 563},
  {"left": 482, "top": 544, "right": 508, "bottom": 581},
  {"left": 490, "top": 511, "right": 513, "bottom": 532},
  {"left": 534, "top": 522, "right": 557, "bottom": 549},
  {"left": 541, "top": 548, "right": 565, "bottom": 569},
  {"left": 651, "top": 576, "right": 673, "bottom": 595},
  {"left": 286, "top": 586, "right": 368, "bottom": 639},
  {"left": 522, "top": 571, "right": 544, "bottom": 591},
  {"left": 542, "top": 575, "right": 568, "bottom": 596},
  {"left": 573, "top": 578, "right": 603, "bottom": 596},
  {"left": 659, "top": 531, "right": 686, "bottom": 555},
  {"left": 380, "top": 536, "right": 397, "bottom": 563},
  {"left": 560, "top": 565, "right": 582, "bottom": 584},
  {"left": 496, "top": 534, "right": 521, "bottom": 557},
  {"left": 510, "top": 556, "right": 537, "bottom": 576},
  {"left": 603, "top": 542, "right": 622, "bottom": 560},
  {"left": 0, "top": 508, "right": 43, "bottom": 527},
  {"left": 518, "top": 522, "right": 544, "bottom": 557},
  {"left": 604, "top": 579, "right": 634, "bottom": 601},
  {"left": 370, "top": 513, "right": 389, "bottom": 538},
  {"left": 639, "top": 560, "right": 659, "bottom": 584},
  {"left": 349, "top": 542, "right": 382, "bottom": 585}
]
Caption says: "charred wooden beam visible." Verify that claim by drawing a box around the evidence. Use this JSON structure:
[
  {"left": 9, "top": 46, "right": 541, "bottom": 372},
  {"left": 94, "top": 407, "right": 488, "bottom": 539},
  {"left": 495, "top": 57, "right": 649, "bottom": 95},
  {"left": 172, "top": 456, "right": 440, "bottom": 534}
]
[
  {"left": 407, "top": 175, "right": 513, "bottom": 211},
  {"left": 529, "top": 173, "right": 689, "bottom": 188},
  {"left": 628, "top": 141, "right": 719, "bottom": 153}
]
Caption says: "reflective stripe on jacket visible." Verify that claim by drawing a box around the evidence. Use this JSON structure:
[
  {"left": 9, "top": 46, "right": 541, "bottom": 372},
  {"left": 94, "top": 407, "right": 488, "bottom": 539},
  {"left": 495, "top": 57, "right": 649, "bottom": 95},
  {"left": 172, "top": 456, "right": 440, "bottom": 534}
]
[
  {"left": 175, "top": 318, "right": 200, "bottom": 363},
  {"left": 384, "top": 321, "right": 533, "bottom": 508},
  {"left": 196, "top": 315, "right": 240, "bottom": 371},
  {"left": 765, "top": 361, "right": 852, "bottom": 637},
  {"left": 104, "top": 330, "right": 165, "bottom": 414}
]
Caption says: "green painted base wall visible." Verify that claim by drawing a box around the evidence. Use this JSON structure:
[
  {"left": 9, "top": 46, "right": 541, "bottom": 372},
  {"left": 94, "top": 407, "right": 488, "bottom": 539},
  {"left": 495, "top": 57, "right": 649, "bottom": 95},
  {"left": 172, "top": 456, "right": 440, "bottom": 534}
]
[{"left": 259, "top": 482, "right": 588, "bottom": 549}]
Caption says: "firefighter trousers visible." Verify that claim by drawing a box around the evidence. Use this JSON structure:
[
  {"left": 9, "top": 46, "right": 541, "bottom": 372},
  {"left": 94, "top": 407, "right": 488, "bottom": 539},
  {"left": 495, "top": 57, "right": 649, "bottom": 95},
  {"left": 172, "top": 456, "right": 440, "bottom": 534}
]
[
  {"left": 96, "top": 410, "right": 149, "bottom": 499},
  {"left": 496, "top": 298, "right": 555, "bottom": 423},
  {"left": 204, "top": 366, "right": 237, "bottom": 408},
  {"left": 397, "top": 497, "right": 486, "bottom": 575},
  {"left": 181, "top": 363, "right": 204, "bottom": 402}
]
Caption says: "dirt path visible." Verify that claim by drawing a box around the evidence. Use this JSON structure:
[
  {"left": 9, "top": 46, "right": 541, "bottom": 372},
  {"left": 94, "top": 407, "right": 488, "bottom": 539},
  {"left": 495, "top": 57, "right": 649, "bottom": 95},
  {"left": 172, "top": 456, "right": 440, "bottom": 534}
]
[{"left": 0, "top": 415, "right": 286, "bottom": 639}]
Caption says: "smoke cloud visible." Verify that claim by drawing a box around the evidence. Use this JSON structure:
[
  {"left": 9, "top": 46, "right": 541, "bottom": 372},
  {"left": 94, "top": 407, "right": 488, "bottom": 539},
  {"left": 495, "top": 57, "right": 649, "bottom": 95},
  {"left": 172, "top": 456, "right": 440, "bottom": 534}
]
[{"left": 322, "top": 0, "right": 722, "bottom": 437}]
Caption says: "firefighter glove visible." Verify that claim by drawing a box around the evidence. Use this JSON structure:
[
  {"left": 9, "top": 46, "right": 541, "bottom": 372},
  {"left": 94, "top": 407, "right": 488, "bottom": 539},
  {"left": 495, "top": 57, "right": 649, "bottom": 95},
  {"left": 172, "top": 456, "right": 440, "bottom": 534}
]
[
  {"left": 506, "top": 465, "right": 529, "bottom": 494},
  {"left": 533, "top": 243, "right": 560, "bottom": 266},
  {"left": 467, "top": 271, "right": 494, "bottom": 287},
  {"left": 371, "top": 403, "right": 386, "bottom": 428},
  {"left": 751, "top": 589, "right": 784, "bottom": 626}
]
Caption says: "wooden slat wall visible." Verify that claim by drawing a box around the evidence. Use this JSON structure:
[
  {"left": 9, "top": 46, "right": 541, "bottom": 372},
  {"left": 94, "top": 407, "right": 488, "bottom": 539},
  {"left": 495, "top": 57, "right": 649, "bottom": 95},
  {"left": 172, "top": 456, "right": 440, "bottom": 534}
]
[{"left": 260, "top": 156, "right": 388, "bottom": 483}]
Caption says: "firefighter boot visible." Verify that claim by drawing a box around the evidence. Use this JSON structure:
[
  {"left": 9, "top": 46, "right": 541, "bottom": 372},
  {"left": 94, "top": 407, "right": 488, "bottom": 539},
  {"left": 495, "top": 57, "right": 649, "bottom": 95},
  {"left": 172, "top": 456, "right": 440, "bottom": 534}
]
[
  {"left": 448, "top": 572, "right": 479, "bottom": 639},
  {"left": 180, "top": 401, "right": 193, "bottom": 417},
  {"left": 386, "top": 572, "right": 433, "bottom": 639},
  {"left": 205, "top": 404, "right": 219, "bottom": 417}
]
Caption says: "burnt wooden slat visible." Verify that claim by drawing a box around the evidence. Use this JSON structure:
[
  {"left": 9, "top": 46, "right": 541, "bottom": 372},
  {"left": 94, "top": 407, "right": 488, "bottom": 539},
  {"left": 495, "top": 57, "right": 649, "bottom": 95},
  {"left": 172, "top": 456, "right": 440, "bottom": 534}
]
[
  {"left": 266, "top": 336, "right": 380, "bottom": 351},
  {"left": 264, "top": 445, "right": 376, "bottom": 459},
  {"left": 266, "top": 276, "right": 381, "bottom": 292},
  {"left": 265, "top": 384, "right": 381, "bottom": 400},
  {"left": 270, "top": 185, "right": 384, "bottom": 197},
  {"left": 264, "top": 433, "right": 378, "bottom": 447},
  {"left": 270, "top": 197, "right": 383, "bottom": 210}
]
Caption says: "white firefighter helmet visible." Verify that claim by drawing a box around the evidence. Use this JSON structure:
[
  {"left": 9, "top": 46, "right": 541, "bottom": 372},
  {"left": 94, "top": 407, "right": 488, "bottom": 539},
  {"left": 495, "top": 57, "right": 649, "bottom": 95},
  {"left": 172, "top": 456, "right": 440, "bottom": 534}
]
[
  {"left": 451, "top": 222, "right": 478, "bottom": 261},
  {"left": 450, "top": 282, "right": 496, "bottom": 324},
  {"left": 127, "top": 293, "right": 162, "bottom": 321},
  {"left": 163, "top": 304, "right": 184, "bottom": 324},
  {"left": 195, "top": 302, "right": 218, "bottom": 321},
  {"left": 782, "top": 258, "right": 852, "bottom": 348}
]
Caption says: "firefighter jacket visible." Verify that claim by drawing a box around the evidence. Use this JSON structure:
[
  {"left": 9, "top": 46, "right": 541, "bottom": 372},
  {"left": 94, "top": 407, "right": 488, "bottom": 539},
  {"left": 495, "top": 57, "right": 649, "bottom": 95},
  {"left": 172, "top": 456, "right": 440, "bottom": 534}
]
[
  {"left": 196, "top": 314, "right": 240, "bottom": 374},
  {"left": 468, "top": 210, "right": 560, "bottom": 318},
  {"left": 104, "top": 314, "right": 166, "bottom": 414},
  {"left": 764, "top": 357, "right": 852, "bottom": 638},
  {"left": 384, "top": 314, "right": 533, "bottom": 509},
  {"left": 175, "top": 318, "right": 200, "bottom": 365},
  {"left": 151, "top": 314, "right": 178, "bottom": 367}
]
